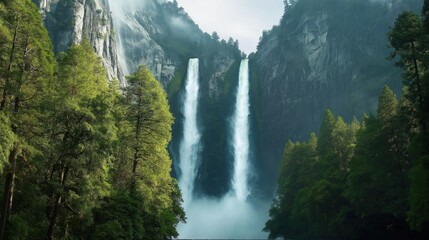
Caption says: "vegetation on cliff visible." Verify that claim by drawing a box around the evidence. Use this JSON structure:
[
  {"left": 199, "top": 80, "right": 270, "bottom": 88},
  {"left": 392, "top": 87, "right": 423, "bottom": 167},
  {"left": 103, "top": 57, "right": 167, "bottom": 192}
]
[{"left": 265, "top": 1, "right": 429, "bottom": 239}]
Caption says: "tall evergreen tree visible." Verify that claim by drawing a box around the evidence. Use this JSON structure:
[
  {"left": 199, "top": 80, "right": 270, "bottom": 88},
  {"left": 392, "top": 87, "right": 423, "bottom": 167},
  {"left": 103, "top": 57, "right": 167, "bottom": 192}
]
[
  {"left": 0, "top": 0, "right": 55, "bottom": 238},
  {"left": 317, "top": 109, "right": 336, "bottom": 158},
  {"left": 94, "top": 66, "right": 184, "bottom": 239},
  {"left": 41, "top": 40, "right": 115, "bottom": 239},
  {"left": 389, "top": 11, "right": 427, "bottom": 133},
  {"left": 389, "top": 8, "right": 429, "bottom": 232}
]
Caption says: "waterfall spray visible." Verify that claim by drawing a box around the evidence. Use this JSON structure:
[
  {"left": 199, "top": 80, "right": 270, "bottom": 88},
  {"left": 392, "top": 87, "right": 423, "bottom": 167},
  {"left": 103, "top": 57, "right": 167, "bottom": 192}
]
[
  {"left": 231, "top": 59, "right": 250, "bottom": 201},
  {"left": 178, "top": 59, "right": 201, "bottom": 204}
]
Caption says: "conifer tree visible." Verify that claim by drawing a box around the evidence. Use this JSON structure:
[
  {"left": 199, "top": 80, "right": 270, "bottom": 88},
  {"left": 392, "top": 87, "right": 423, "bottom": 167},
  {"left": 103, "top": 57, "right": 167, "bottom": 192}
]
[
  {"left": 98, "top": 66, "right": 184, "bottom": 239},
  {"left": 0, "top": 0, "right": 55, "bottom": 237},
  {"left": 389, "top": 8, "right": 429, "bottom": 232},
  {"left": 42, "top": 40, "right": 115, "bottom": 239}
]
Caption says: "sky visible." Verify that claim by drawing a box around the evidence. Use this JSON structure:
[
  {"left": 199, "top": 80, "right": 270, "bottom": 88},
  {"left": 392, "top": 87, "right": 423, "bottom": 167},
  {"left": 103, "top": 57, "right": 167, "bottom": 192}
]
[{"left": 174, "top": 0, "right": 284, "bottom": 54}]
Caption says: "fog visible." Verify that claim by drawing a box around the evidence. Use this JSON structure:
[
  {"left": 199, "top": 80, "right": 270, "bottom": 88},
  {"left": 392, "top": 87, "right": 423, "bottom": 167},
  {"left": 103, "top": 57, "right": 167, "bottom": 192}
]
[{"left": 178, "top": 194, "right": 270, "bottom": 239}]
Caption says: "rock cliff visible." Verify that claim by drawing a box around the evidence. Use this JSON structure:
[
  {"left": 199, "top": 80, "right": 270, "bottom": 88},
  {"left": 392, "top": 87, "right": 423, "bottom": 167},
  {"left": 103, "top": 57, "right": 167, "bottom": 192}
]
[
  {"left": 33, "top": 0, "right": 123, "bottom": 82},
  {"left": 250, "top": 0, "right": 423, "bottom": 195},
  {"left": 109, "top": 0, "right": 241, "bottom": 91}
]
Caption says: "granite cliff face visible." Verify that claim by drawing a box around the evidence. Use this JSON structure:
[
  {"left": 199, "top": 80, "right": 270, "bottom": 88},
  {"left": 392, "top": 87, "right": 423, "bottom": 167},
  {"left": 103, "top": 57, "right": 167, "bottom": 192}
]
[
  {"left": 33, "top": 0, "right": 123, "bottom": 82},
  {"left": 250, "top": 0, "right": 423, "bottom": 194},
  {"left": 109, "top": 0, "right": 169, "bottom": 85}
]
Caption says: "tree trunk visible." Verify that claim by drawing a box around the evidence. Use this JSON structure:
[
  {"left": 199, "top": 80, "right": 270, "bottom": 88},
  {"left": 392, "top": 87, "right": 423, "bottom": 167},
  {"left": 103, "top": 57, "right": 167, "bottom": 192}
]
[
  {"left": 46, "top": 166, "right": 68, "bottom": 240},
  {"left": 0, "top": 145, "right": 18, "bottom": 240},
  {"left": 131, "top": 94, "right": 143, "bottom": 190},
  {"left": 410, "top": 41, "right": 427, "bottom": 134},
  {"left": 46, "top": 194, "right": 62, "bottom": 240}
]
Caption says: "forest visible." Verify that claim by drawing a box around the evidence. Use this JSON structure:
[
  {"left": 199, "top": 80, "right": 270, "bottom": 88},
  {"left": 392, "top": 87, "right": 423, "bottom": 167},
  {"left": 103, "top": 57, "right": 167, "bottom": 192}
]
[
  {"left": 0, "top": 0, "right": 184, "bottom": 239},
  {"left": 264, "top": 2, "right": 429, "bottom": 239}
]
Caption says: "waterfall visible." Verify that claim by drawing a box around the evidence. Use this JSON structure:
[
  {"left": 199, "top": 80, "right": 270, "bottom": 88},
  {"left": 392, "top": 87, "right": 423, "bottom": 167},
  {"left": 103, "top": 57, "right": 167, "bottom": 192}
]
[
  {"left": 178, "top": 59, "right": 268, "bottom": 239},
  {"left": 178, "top": 58, "right": 201, "bottom": 204},
  {"left": 108, "top": 0, "right": 131, "bottom": 85},
  {"left": 231, "top": 59, "right": 250, "bottom": 201}
]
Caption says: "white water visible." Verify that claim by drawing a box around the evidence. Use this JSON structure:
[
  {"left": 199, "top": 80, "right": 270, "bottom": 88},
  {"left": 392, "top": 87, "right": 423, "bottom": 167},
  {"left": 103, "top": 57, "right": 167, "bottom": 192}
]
[
  {"left": 178, "top": 59, "right": 201, "bottom": 204},
  {"left": 178, "top": 59, "right": 268, "bottom": 239},
  {"left": 231, "top": 59, "right": 250, "bottom": 201},
  {"left": 108, "top": 0, "right": 133, "bottom": 84}
]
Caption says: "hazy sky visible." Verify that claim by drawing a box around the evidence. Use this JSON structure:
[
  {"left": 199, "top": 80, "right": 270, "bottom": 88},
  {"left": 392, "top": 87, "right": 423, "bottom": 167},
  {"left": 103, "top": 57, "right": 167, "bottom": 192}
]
[{"left": 174, "top": 0, "right": 284, "bottom": 54}]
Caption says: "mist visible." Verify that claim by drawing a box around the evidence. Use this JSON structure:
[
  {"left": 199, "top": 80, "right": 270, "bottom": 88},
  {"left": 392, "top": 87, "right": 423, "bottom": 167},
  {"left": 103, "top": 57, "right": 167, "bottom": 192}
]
[
  {"left": 108, "top": 0, "right": 168, "bottom": 13},
  {"left": 178, "top": 194, "right": 270, "bottom": 239}
]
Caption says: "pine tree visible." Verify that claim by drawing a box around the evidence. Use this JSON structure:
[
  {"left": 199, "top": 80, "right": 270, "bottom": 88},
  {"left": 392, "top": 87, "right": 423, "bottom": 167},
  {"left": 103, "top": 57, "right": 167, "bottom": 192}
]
[
  {"left": 389, "top": 11, "right": 426, "bottom": 133},
  {"left": 100, "top": 66, "right": 184, "bottom": 239},
  {"left": 390, "top": 8, "right": 429, "bottom": 232},
  {"left": 317, "top": 109, "right": 336, "bottom": 158},
  {"left": 42, "top": 40, "right": 115, "bottom": 239},
  {"left": 377, "top": 85, "right": 398, "bottom": 124},
  {"left": 0, "top": 0, "right": 55, "bottom": 237}
]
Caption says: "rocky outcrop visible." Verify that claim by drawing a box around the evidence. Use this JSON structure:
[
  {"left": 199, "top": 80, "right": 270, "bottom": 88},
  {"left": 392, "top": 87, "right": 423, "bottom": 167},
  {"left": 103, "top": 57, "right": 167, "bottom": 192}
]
[
  {"left": 251, "top": 0, "right": 423, "bottom": 195},
  {"left": 110, "top": 0, "right": 240, "bottom": 92},
  {"left": 110, "top": 0, "right": 168, "bottom": 85},
  {"left": 33, "top": 0, "right": 123, "bottom": 83}
]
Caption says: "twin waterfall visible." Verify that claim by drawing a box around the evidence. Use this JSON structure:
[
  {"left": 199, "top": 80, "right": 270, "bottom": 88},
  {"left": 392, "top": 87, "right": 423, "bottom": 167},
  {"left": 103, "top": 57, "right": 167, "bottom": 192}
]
[
  {"left": 178, "top": 59, "right": 250, "bottom": 204},
  {"left": 177, "top": 59, "right": 263, "bottom": 239}
]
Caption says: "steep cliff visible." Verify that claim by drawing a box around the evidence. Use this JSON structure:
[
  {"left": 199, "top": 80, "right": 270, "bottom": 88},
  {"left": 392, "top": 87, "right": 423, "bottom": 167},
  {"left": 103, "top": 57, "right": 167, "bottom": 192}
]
[
  {"left": 33, "top": 0, "right": 123, "bottom": 82},
  {"left": 251, "top": 0, "right": 423, "bottom": 195},
  {"left": 109, "top": 0, "right": 241, "bottom": 91}
]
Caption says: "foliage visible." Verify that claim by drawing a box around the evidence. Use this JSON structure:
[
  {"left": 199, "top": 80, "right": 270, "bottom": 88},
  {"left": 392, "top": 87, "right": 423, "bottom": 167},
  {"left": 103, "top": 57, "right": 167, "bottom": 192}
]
[
  {"left": 265, "top": 2, "right": 429, "bottom": 238},
  {"left": 0, "top": 113, "right": 14, "bottom": 172},
  {"left": 0, "top": 0, "right": 55, "bottom": 238},
  {"left": 40, "top": 40, "right": 116, "bottom": 239},
  {"left": 92, "top": 66, "right": 184, "bottom": 240},
  {"left": 389, "top": 1, "right": 429, "bottom": 233}
]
